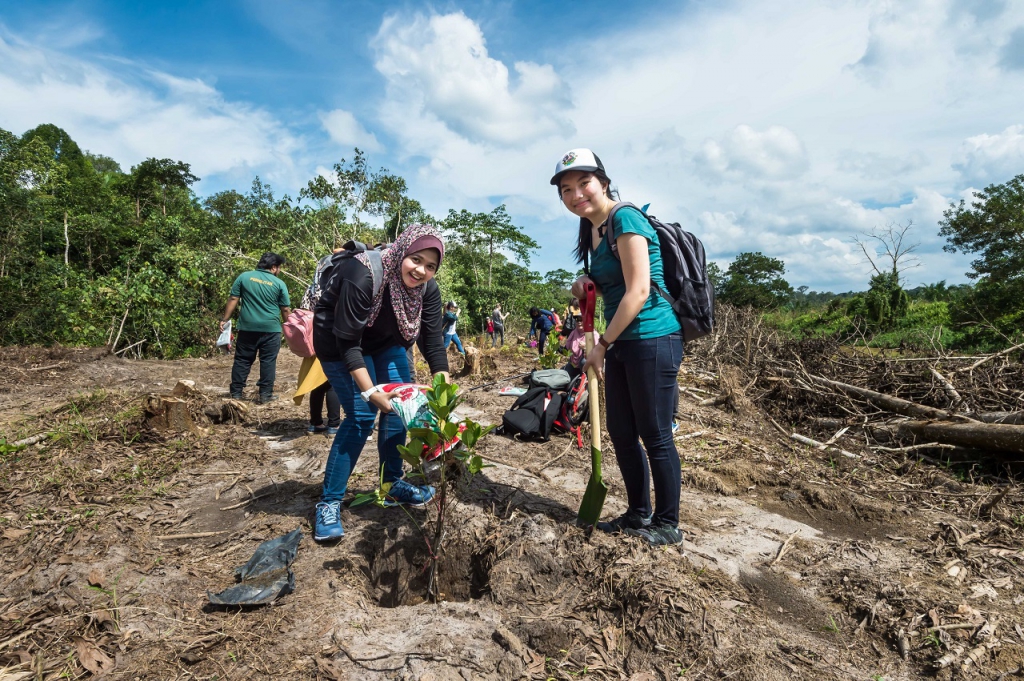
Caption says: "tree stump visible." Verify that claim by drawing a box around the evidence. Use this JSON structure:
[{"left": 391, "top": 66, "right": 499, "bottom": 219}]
[
  {"left": 463, "top": 347, "right": 481, "bottom": 376},
  {"left": 143, "top": 396, "right": 197, "bottom": 433}
]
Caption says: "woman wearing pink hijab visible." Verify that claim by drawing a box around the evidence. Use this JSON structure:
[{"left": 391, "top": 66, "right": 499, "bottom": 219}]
[{"left": 311, "top": 224, "right": 449, "bottom": 542}]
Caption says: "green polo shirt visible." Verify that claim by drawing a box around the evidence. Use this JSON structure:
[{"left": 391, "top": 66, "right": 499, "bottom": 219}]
[
  {"left": 230, "top": 269, "right": 290, "bottom": 333},
  {"left": 589, "top": 207, "right": 681, "bottom": 341}
]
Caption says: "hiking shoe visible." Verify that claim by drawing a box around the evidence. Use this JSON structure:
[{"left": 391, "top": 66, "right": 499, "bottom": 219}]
[
  {"left": 229, "top": 393, "right": 244, "bottom": 400},
  {"left": 314, "top": 501, "right": 344, "bottom": 542},
  {"left": 625, "top": 524, "right": 685, "bottom": 547},
  {"left": 596, "top": 510, "right": 653, "bottom": 534},
  {"left": 325, "top": 426, "right": 339, "bottom": 436},
  {"left": 307, "top": 423, "right": 327, "bottom": 434},
  {"left": 258, "top": 394, "right": 278, "bottom": 404},
  {"left": 382, "top": 479, "right": 436, "bottom": 508}
]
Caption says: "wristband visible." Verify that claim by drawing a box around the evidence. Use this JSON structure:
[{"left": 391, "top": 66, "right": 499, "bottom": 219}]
[
  {"left": 598, "top": 336, "right": 611, "bottom": 349},
  {"left": 360, "top": 385, "right": 381, "bottom": 403}
]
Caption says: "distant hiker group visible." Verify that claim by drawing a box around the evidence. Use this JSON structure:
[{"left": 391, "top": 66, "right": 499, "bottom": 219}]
[{"left": 217, "top": 147, "right": 714, "bottom": 548}]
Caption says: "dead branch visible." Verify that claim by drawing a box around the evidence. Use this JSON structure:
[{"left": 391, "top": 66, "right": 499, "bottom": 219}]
[
  {"left": 790, "top": 432, "right": 858, "bottom": 459},
  {"left": 778, "top": 369, "right": 972, "bottom": 422},
  {"left": 956, "top": 341, "right": 1024, "bottom": 374},
  {"left": 898, "top": 420, "right": 1024, "bottom": 454},
  {"left": 929, "top": 367, "right": 962, "bottom": 407}
]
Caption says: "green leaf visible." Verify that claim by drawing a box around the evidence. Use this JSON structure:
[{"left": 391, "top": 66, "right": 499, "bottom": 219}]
[{"left": 441, "top": 420, "right": 460, "bottom": 441}]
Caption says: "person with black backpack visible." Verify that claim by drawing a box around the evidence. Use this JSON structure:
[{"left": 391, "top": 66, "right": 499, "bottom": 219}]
[
  {"left": 550, "top": 148, "right": 685, "bottom": 547},
  {"left": 310, "top": 224, "right": 449, "bottom": 542}
]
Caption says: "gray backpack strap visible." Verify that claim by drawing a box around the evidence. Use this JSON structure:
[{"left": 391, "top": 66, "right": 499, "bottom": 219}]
[{"left": 364, "top": 249, "right": 384, "bottom": 298}]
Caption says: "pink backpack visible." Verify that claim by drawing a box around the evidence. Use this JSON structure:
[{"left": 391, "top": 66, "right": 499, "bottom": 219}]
[{"left": 283, "top": 309, "right": 315, "bottom": 357}]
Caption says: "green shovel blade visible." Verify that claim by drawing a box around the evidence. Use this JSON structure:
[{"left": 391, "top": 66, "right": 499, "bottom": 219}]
[{"left": 576, "top": 444, "right": 608, "bottom": 527}]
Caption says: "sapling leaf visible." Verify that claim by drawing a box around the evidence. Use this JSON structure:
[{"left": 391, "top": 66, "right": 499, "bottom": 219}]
[
  {"left": 442, "top": 420, "right": 460, "bottom": 441},
  {"left": 409, "top": 428, "right": 439, "bottom": 446}
]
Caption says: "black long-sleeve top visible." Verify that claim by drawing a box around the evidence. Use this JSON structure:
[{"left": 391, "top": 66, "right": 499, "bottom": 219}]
[{"left": 312, "top": 257, "right": 448, "bottom": 374}]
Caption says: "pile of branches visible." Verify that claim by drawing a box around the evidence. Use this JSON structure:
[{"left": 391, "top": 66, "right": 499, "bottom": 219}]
[{"left": 687, "top": 304, "right": 1024, "bottom": 458}]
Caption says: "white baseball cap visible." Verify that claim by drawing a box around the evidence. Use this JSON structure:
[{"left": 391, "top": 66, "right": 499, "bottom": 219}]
[{"left": 550, "top": 148, "right": 605, "bottom": 185}]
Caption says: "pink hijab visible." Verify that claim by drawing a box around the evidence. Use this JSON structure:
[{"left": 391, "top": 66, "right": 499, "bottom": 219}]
[{"left": 356, "top": 223, "right": 444, "bottom": 341}]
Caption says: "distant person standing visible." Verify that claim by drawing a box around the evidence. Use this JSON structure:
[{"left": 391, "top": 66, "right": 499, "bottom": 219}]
[
  {"left": 491, "top": 304, "right": 509, "bottom": 348},
  {"left": 442, "top": 301, "right": 465, "bottom": 354},
  {"left": 220, "top": 253, "right": 291, "bottom": 403}
]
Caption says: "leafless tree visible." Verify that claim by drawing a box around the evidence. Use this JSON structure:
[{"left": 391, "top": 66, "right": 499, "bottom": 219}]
[{"left": 852, "top": 220, "right": 920, "bottom": 284}]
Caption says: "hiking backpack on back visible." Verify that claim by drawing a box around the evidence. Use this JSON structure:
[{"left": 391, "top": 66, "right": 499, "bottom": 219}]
[
  {"left": 588, "top": 202, "right": 715, "bottom": 343},
  {"left": 314, "top": 241, "right": 385, "bottom": 316}
]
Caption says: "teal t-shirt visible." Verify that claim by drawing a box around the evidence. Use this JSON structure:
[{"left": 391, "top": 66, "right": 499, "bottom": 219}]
[
  {"left": 589, "top": 207, "right": 682, "bottom": 341},
  {"left": 230, "top": 269, "right": 291, "bottom": 333}
]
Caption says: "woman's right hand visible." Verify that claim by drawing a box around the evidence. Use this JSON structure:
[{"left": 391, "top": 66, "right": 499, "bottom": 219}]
[
  {"left": 370, "top": 390, "right": 396, "bottom": 414},
  {"left": 571, "top": 275, "right": 595, "bottom": 300}
]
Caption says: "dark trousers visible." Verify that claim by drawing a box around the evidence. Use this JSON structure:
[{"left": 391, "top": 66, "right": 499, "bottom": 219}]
[
  {"left": 491, "top": 328, "right": 504, "bottom": 348},
  {"left": 309, "top": 382, "right": 341, "bottom": 427},
  {"left": 537, "top": 329, "right": 550, "bottom": 354},
  {"left": 603, "top": 333, "right": 683, "bottom": 526},
  {"left": 230, "top": 331, "right": 281, "bottom": 397}
]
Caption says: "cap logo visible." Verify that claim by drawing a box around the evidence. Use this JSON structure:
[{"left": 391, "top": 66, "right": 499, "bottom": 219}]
[{"left": 561, "top": 151, "right": 578, "bottom": 168}]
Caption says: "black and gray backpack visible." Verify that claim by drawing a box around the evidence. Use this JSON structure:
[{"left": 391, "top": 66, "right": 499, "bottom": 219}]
[
  {"left": 314, "top": 241, "right": 385, "bottom": 313},
  {"left": 585, "top": 202, "right": 715, "bottom": 342}
]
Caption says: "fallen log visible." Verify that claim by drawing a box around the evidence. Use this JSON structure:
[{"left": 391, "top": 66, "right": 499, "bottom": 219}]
[
  {"left": 778, "top": 369, "right": 974, "bottom": 422},
  {"left": 968, "top": 412, "right": 1024, "bottom": 426},
  {"left": 898, "top": 420, "right": 1024, "bottom": 454}
]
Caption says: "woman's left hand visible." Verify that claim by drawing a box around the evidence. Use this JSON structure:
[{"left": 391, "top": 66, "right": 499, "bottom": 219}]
[{"left": 581, "top": 343, "right": 607, "bottom": 382}]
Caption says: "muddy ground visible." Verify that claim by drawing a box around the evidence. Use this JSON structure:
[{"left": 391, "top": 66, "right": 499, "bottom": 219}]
[{"left": 1, "top": 343, "right": 1023, "bottom": 680}]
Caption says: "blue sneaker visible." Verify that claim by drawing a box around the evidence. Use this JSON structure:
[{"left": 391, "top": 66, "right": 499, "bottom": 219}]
[
  {"left": 307, "top": 423, "right": 327, "bottom": 434},
  {"left": 382, "top": 479, "right": 436, "bottom": 508},
  {"left": 325, "top": 426, "right": 339, "bottom": 436},
  {"left": 314, "top": 501, "right": 344, "bottom": 542}
]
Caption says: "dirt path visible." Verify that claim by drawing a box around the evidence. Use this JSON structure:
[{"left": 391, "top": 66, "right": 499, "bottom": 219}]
[{"left": 1, "top": 346, "right": 1023, "bottom": 680}]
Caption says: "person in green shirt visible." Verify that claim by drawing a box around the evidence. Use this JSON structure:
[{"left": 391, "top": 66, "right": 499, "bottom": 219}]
[
  {"left": 551, "top": 148, "right": 684, "bottom": 547},
  {"left": 220, "top": 253, "right": 292, "bottom": 402}
]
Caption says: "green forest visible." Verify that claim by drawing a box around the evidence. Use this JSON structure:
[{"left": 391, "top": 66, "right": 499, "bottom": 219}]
[
  {"left": 2, "top": 122, "right": 1022, "bottom": 358},
  {"left": 0, "top": 124, "right": 577, "bottom": 357}
]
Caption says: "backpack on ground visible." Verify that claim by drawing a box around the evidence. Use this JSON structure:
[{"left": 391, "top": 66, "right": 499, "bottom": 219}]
[
  {"left": 284, "top": 241, "right": 384, "bottom": 358},
  {"left": 586, "top": 202, "right": 715, "bottom": 343},
  {"left": 552, "top": 373, "right": 589, "bottom": 448},
  {"left": 283, "top": 309, "right": 316, "bottom": 357},
  {"left": 528, "top": 369, "right": 571, "bottom": 391},
  {"left": 500, "top": 386, "right": 563, "bottom": 441}
]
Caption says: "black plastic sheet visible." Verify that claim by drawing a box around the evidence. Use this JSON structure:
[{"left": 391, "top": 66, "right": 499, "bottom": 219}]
[{"left": 208, "top": 528, "right": 302, "bottom": 606}]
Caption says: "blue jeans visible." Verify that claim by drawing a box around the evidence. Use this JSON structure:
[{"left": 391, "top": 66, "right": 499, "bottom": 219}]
[
  {"left": 603, "top": 333, "right": 683, "bottom": 526},
  {"left": 319, "top": 345, "right": 411, "bottom": 503},
  {"left": 443, "top": 332, "right": 464, "bottom": 353}
]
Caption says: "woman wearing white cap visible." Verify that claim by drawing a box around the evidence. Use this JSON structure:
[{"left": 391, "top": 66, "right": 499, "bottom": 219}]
[{"left": 551, "top": 149, "right": 684, "bottom": 546}]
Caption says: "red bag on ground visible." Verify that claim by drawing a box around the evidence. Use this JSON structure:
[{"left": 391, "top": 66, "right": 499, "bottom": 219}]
[{"left": 283, "top": 309, "right": 315, "bottom": 357}]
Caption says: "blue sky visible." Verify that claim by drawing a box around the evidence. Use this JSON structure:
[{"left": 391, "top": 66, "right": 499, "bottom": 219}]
[{"left": 3, "top": 0, "right": 1024, "bottom": 291}]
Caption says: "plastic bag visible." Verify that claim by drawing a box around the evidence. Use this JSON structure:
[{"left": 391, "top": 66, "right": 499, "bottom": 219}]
[
  {"left": 216, "top": 321, "right": 232, "bottom": 347},
  {"left": 208, "top": 528, "right": 302, "bottom": 606},
  {"left": 381, "top": 383, "right": 465, "bottom": 461}
]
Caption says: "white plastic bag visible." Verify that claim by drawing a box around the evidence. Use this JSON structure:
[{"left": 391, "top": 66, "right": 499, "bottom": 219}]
[{"left": 217, "top": 321, "right": 232, "bottom": 347}]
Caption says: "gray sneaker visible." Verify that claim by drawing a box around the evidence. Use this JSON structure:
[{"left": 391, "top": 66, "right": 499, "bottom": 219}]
[
  {"left": 625, "top": 524, "right": 685, "bottom": 546},
  {"left": 596, "top": 510, "right": 653, "bottom": 534}
]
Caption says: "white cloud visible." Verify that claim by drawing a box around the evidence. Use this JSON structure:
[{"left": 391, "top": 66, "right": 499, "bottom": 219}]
[
  {"left": 371, "top": 11, "right": 574, "bottom": 147},
  {"left": 320, "top": 109, "right": 381, "bottom": 152},
  {"left": 0, "top": 33, "right": 302, "bottom": 190},
  {"left": 953, "top": 124, "right": 1024, "bottom": 184},
  {"left": 696, "top": 125, "right": 808, "bottom": 181}
]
